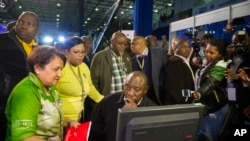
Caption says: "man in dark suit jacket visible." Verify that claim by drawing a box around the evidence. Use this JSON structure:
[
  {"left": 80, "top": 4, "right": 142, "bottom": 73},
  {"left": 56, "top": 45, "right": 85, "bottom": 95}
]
[
  {"left": 89, "top": 71, "right": 156, "bottom": 141},
  {"left": 81, "top": 36, "right": 95, "bottom": 121},
  {"left": 130, "top": 36, "right": 168, "bottom": 105},
  {"left": 163, "top": 39, "right": 195, "bottom": 105},
  {"left": 81, "top": 36, "right": 93, "bottom": 68}
]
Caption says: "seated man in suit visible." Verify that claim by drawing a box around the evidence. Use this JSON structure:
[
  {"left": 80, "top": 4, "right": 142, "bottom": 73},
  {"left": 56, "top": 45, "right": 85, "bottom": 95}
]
[{"left": 89, "top": 71, "right": 157, "bottom": 141}]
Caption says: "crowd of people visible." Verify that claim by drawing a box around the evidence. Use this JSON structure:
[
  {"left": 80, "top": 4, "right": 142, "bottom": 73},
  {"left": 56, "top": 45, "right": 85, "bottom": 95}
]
[{"left": 0, "top": 11, "right": 250, "bottom": 141}]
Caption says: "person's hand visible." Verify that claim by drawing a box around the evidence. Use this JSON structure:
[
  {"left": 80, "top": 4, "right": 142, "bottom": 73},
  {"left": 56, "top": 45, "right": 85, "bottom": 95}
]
[
  {"left": 192, "top": 57, "right": 202, "bottom": 67},
  {"left": 237, "top": 68, "right": 250, "bottom": 86},
  {"left": 243, "top": 106, "right": 250, "bottom": 118},
  {"left": 238, "top": 68, "right": 250, "bottom": 83},
  {"left": 68, "top": 120, "right": 81, "bottom": 129},
  {"left": 225, "top": 68, "right": 239, "bottom": 80},
  {"left": 123, "top": 98, "right": 137, "bottom": 108},
  {"left": 192, "top": 91, "right": 201, "bottom": 101},
  {"left": 225, "top": 19, "right": 234, "bottom": 33}
]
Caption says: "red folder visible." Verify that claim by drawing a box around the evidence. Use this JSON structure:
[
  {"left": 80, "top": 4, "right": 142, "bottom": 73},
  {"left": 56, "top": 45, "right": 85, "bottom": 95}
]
[{"left": 64, "top": 121, "right": 91, "bottom": 141}]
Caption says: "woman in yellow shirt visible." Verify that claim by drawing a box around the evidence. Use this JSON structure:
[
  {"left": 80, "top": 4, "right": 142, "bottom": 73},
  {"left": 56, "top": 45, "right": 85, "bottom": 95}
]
[{"left": 56, "top": 36, "right": 104, "bottom": 125}]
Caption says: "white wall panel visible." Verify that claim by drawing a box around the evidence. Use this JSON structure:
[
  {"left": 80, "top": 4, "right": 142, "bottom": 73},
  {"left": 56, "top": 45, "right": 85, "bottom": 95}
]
[
  {"left": 170, "top": 17, "right": 194, "bottom": 32},
  {"left": 195, "top": 7, "right": 229, "bottom": 26},
  {"left": 231, "top": 1, "right": 250, "bottom": 18},
  {"left": 170, "top": 0, "right": 250, "bottom": 33}
]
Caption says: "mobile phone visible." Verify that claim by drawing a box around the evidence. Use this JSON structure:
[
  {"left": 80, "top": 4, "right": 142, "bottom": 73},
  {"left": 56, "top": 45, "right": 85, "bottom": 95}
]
[{"left": 182, "top": 89, "right": 191, "bottom": 97}]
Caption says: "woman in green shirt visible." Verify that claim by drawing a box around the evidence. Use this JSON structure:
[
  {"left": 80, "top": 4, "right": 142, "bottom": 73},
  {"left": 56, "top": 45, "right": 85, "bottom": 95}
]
[{"left": 5, "top": 46, "right": 67, "bottom": 141}]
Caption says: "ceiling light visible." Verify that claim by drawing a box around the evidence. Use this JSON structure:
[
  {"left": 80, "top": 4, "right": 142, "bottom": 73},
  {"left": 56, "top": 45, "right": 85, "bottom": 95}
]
[
  {"left": 57, "top": 3, "right": 61, "bottom": 7},
  {"left": 121, "top": 11, "right": 124, "bottom": 14},
  {"left": 87, "top": 17, "right": 91, "bottom": 21},
  {"left": 0, "top": 1, "right": 5, "bottom": 8},
  {"left": 18, "top": 5, "right": 22, "bottom": 9},
  {"left": 58, "top": 36, "right": 65, "bottom": 42},
  {"left": 56, "top": 14, "right": 60, "bottom": 17},
  {"left": 95, "top": 8, "right": 99, "bottom": 11},
  {"left": 43, "top": 36, "right": 53, "bottom": 44},
  {"left": 154, "top": 9, "right": 158, "bottom": 13},
  {"left": 167, "top": 3, "right": 172, "bottom": 6},
  {"left": 129, "top": 5, "right": 133, "bottom": 9}
]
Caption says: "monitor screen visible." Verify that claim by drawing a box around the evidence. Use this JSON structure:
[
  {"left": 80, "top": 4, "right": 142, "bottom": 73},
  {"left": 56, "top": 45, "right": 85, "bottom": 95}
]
[{"left": 116, "top": 103, "right": 204, "bottom": 141}]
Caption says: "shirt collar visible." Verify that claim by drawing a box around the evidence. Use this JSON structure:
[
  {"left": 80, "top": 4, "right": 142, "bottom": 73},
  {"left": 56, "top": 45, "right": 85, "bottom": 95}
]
[
  {"left": 16, "top": 35, "right": 37, "bottom": 46},
  {"left": 136, "top": 48, "right": 148, "bottom": 58},
  {"left": 174, "top": 53, "right": 190, "bottom": 63}
]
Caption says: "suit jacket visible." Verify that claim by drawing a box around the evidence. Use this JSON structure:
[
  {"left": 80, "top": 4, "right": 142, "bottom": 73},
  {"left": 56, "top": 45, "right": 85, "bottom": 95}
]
[
  {"left": 83, "top": 55, "right": 92, "bottom": 68},
  {"left": 90, "top": 47, "right": 132, "bottom": 96},
  {"left": 163, "top": 56, "right": 195, "bottom": 105},
  {"left": 132, "top": 48, "right": 168, "bottom": 105},
  {"left": 227, "top": 55, "right": 250, "bottom": 123},
  {"left": 89, "top": 92, "right": 157, "bottom": 141},
  {"left": 0, "top": 30, "right": 29, "bottom": 98},
  {"left": 0, "top": 30, "right": 31, "bottom": 140}
]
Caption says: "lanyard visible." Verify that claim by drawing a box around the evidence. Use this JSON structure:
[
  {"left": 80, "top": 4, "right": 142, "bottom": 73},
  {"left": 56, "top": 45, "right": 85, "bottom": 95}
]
[
  {"left": 111, "top": 50, "right": 127, "bottom": 73},
  {"left": 69, "top": 64, "right": 85, "bottom": 96},
  {"left": 136, "top": 56, "right": 145, "bottom": 70}
]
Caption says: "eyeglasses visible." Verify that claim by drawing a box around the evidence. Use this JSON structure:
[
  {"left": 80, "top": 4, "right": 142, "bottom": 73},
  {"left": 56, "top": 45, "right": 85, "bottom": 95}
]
[{"left": 70, "top": 50, "right": 86, "bottom": 55}]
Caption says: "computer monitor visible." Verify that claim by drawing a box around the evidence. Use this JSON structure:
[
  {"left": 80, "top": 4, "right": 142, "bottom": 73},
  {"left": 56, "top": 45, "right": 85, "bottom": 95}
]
[{"left": 116, "top": 103, "right": 204, "bottom": 141}]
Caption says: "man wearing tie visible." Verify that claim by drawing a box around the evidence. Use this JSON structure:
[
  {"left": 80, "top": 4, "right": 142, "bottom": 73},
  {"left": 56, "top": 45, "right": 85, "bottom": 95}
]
[{"left": 130, "top": 36, "right": 168, "bottom": 105}]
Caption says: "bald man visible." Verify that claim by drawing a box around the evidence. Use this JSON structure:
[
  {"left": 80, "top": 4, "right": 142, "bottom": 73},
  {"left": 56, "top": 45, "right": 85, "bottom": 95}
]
[
  {"left": 90, "top": 31, "right": 133, "bottom": 96},
  {"left": 164, "top": 39, "right": 195, "bottom": 105},
  {"left": 130, "top": 36, "right": 168, "bottom": 105},
  {"left": 89, "top": 71, "right": 156, "bottom": 141}
]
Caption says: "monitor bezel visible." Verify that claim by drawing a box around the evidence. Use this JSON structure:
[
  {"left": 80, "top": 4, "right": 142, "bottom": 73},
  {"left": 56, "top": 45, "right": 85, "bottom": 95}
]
[{"left": 116, "top": 103, "right": 204, "bottom": 141}]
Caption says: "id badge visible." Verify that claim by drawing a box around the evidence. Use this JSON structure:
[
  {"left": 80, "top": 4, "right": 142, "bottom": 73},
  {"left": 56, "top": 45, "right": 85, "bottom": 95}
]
[{"left": 227, "top": 88, "right": 236, "bottom": 101}]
